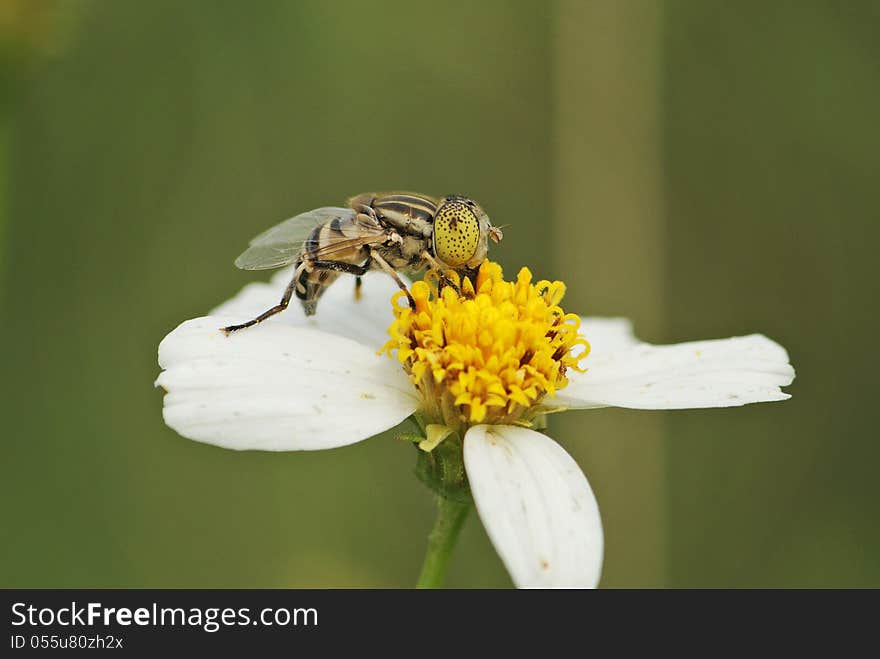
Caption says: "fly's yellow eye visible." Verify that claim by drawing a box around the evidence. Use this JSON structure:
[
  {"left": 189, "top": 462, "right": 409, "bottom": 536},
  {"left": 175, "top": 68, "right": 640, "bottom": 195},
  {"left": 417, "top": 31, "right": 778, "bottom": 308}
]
[{"left": 433, "top": 202, "right": 480, "bottom": 267}]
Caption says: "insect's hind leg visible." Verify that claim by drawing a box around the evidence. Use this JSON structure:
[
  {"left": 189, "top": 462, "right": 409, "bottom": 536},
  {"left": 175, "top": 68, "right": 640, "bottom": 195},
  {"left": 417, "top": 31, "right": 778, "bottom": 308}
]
[
  {"left": 308, "top": 259, "right": 371, "bottom": 276},
  {"left": 303, "top": 256, "right": 376, "bottom": 302},
  {"left": 221, "top": 263, "right": 305, "bottom": 334}
]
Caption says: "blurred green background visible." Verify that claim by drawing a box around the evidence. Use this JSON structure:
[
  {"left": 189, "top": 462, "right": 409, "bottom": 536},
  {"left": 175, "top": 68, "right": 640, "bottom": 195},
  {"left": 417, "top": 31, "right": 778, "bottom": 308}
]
[{"left": 1, "top": 0, "right": 877, "bottom": 588}]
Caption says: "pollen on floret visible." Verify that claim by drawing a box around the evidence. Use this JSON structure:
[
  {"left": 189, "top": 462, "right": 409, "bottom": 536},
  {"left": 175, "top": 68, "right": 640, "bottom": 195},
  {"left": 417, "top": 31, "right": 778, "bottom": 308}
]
[{"left": 382, "top": 260, "right": 589, "bottom": 432}]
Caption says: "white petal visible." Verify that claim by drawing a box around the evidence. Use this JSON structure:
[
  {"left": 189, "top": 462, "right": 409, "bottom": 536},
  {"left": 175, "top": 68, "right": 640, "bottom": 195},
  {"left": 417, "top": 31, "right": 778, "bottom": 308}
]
[
  {"left": 580, "top": 316, "right": 641, "bottom": 358},
  {"left": 156, "top": 316, "right": 419, "bottom": 450},
  {"left": 556, "top": 334, "right": 795, "bottom": 410},
  {"left": 211, "top": 268, "right": 403, "bottom": 349},
  {"left": 463, "top": 425, "right": 603, "bottom": 588}
]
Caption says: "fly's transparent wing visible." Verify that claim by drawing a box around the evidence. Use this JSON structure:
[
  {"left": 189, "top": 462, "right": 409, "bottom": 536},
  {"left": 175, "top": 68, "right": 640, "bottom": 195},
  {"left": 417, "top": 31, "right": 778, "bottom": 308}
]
[
  {"left": 249, "top": 207, "right": 351, "bottom": 246},
  {"left": 234, "top": 207, "right": 357, "bottom": 271}
]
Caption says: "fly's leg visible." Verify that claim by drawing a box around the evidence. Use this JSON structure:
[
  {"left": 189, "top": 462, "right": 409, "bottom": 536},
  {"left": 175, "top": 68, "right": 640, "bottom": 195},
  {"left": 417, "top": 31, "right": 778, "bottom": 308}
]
[
  {"left": 421, "top": 251, "right": 461, "bottom": 295},
  {"left": 221, "top": 262, "right": 306, "bottom": 334},
  {"left": 298, "top": 258, "right": 371, "bottom": 317},
  {"left": 458, "top": 265, "right": 480, "bottom": 294},
  {"left": 371, "top": 251, "right": 416, "bottom": 310},
  {"left": 222, "top": 258, "right": 376, "bottom": 333},
  {"left": 309, "top": 259, "right": 371, "bottom": 276},
  {"left": 353, "top": 254, "right": 372, "bottom": 300}
]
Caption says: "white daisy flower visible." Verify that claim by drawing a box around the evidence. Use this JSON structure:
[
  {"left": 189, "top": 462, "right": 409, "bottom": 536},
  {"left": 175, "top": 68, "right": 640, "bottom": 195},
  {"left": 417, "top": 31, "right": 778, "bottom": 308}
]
[{"left": 156, "top": 262, "right": 794, "bottom": 588}]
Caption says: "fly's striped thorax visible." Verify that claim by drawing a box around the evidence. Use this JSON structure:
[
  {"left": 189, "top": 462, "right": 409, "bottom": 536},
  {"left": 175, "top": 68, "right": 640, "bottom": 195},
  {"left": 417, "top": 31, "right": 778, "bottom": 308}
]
[{"left": 370, "top": 193, "right": 438, "bottom": 237}]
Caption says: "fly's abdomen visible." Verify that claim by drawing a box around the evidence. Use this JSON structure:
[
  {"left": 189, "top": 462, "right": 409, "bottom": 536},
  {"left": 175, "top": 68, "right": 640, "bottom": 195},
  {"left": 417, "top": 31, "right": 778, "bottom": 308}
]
[
  {"left": 295, "top": 218, "right": 368, "bottom": 315},
  {"left": 294, "top": 261, "right": 340, "bottom": 316}
]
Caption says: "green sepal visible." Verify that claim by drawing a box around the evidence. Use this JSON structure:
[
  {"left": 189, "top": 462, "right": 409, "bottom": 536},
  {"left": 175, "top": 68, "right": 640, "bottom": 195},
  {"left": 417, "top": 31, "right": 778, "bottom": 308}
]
[
  {"left": 414, "top": 432, "right": 471, "bottom": 504},
  {"left": 532, "top": 413, "right": 548, "bottom": 430}
]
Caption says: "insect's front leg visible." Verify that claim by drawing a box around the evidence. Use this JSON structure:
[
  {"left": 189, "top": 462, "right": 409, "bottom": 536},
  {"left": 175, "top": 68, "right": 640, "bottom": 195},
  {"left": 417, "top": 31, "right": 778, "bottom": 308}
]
[{"left": 420, "top": 251, "right": 461, "bottom": 295}]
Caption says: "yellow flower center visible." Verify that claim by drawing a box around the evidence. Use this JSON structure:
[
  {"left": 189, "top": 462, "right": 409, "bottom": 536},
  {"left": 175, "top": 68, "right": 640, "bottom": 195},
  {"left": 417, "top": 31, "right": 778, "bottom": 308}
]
[{"left": 383, "top": 261, "right": 589, "bottom": 432}]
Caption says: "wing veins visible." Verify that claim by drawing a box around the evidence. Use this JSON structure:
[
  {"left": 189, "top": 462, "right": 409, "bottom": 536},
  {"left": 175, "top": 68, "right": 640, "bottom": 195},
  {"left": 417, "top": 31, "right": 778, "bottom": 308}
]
[{"left": 233, "top": 206, "right": 388, "bottom": 271}]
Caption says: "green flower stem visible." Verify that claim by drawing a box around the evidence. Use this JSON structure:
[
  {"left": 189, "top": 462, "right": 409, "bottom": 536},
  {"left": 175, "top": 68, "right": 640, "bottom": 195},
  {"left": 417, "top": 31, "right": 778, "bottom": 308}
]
[{"left": 416, "top": 496, "right": 471, "bottom": 589}]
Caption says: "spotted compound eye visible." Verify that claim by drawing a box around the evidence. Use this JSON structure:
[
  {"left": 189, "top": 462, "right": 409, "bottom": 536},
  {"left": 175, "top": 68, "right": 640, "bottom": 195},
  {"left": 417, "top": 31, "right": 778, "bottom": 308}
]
[{"left": 433, "top": 201, "right": 480, "bottom": 267}]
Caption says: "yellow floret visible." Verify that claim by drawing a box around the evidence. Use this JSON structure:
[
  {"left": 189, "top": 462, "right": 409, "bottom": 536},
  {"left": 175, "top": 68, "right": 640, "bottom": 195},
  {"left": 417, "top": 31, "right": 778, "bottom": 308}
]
[{"left": 382, "top": 261, "right": 589, "bottom": 431}]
